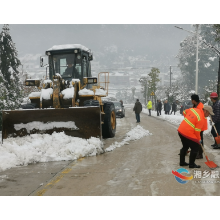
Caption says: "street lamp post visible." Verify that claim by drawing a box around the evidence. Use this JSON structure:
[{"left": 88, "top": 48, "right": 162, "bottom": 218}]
[{"left": 175, "top": 25, "right": 199, "bottom": 94}]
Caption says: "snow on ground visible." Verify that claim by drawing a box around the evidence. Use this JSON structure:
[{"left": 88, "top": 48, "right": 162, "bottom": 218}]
[
  {"left": 0, "top": 121, "right": 152, "bottom": 172},
  {"left": 0, "top": 132, "right": 103, "bottom": 172},
  {"left": 142, "top": 109, "right": 212, "bottom": 136},
  {"left": 105, "top": 125, "right": 152, "bottom": 152}
]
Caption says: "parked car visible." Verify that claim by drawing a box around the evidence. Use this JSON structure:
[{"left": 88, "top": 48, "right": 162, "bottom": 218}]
[
  {"left": 113, "top": 101, "right": 125, "bottom": 118},
  {"left": 180, "top": 99, "right": 193, "bottom": 115}
]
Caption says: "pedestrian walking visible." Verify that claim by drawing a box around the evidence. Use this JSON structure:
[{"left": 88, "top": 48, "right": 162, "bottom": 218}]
[
  {"left": 157, "top": 100, "right": 162, "bottom": 116},
  {"left": 178, "top": 106, "right": 214, "bottom": 168},
  {"left": 171, "top": 100, "right": 177, "bottom": 115},
  {"left": 120, "top": 100, "right": 123, "bottom": 106},
  {"left": 164, "top": 100, "right": 171, "bottom": 115},
  {"left": 133, "top": 99, "right": 142, "bottom": 123},
  {"left": 189, "top": 94, "right": 208, "bottom": 159},
  {"left": 210, "top": 92, "right": 220, "bottom": 149},
  {"left": 147, "top": 99, "right": 152, "bottom": 116}
]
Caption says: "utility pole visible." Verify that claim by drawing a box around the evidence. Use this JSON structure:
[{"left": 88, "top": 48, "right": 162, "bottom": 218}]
[{"left": 170, "top": 65, "right": 171, "bottom": 88}]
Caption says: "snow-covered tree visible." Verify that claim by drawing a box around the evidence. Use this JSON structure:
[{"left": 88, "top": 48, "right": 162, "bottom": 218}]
[
  {"left": 177, "top": 24, "right": 219, "bottom": 93},
  {"left": 0, "top": 24, "right": 24, "bottom": 130}
]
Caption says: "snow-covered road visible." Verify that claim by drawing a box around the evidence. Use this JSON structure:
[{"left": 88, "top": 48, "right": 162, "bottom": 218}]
[{"left": 1, "top": 106, "right": 220, "bottom": 196}]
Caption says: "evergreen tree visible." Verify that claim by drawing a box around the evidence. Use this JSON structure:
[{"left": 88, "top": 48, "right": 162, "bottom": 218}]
[
  {"left": 147, "top": 67, "right": 160, "bottom": 97},
  {"left": 177, "top": 24, "right": 219, "bottom": 93},
  {"left": 0, "top": 24, "right": 24, "bottom": 130}
]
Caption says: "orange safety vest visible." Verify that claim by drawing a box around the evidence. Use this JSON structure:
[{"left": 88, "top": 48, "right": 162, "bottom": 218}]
[
  {"left": 178, "top": 108, "right": 205, "bottom": 143},
  {"left": 183, "top": 102, "right": 208, "bottom": 131}
]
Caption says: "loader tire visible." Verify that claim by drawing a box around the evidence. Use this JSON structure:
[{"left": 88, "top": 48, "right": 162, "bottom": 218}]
[
  {"left": 102, "top": 102, "right": 116, "bottom": 138},
  {"left": 84, "top": 100, "right": 100, "bottom": 107}
]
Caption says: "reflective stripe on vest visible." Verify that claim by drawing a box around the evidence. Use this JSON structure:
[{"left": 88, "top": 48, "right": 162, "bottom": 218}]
[
  {"left": 190, "top": 108, "right": 201, "bottom": 121},
  {"left": 184, "top": 118, "right": 195, "bottom": 128},
  {"left": 183, "top": 110, "right": 186, "bottom": 115},
  {"left": 184, "top": 118, "right": 201, "bottom": 132}
]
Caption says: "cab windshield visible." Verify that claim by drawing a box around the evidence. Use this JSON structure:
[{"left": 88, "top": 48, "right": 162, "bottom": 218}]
[{"left": 51, "top": 53, "right": 87, "bottom": 81}]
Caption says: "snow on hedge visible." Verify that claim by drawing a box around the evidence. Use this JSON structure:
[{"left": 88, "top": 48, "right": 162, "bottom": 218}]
[
  {"left": 105, "top": 125, "right": 152, "bottom": 152},
  {"left": 0, "top": 132, "right": 103, "bottom": 172}
]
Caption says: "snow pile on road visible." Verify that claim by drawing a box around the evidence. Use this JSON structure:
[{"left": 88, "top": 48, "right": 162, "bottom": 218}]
[
  {"left": 0, "top": 132, "right": 103, "bottom": 172},
  {"left": 78, "top": 88, "right": 94, "bottom": 96},
  {"left": 105, "top": 125, "right": 152, "bottom": 152},
  {"left": 61, "top": 87, "right": 75, "bottom": 99},
  {"left": 40, "top": 88, "right": 53, "bottom": 101}
]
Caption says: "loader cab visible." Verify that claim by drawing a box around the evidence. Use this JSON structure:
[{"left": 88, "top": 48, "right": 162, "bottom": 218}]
[{"left": 46, "top": 44, "right": 93, "bottom": 86}]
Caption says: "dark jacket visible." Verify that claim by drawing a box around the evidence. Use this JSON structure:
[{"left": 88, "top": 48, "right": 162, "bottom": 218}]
[
  {"left": 157, "top": 102, "right": 162, "bottom": 110},
  {"left": 133, "top": 101, "right": 142, "bottom": 114},
  {"left": 164, "top": 102, "right": 171, "bottom": 112},
  {"left": 212, "top": 100, "right": 220, "bottom": 123},
  {"left": 172, "top": 102, "right": 177, "bottom": 111}
]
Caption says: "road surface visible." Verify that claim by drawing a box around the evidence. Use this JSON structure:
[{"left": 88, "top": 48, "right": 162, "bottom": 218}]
[{"left": 0, "top": 106, "right": 220, "bottom": 196}]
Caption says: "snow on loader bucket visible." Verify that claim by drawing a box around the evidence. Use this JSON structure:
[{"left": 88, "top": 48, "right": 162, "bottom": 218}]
[{"left": 2, "top": 107, "right": 101, "bottom": 142}]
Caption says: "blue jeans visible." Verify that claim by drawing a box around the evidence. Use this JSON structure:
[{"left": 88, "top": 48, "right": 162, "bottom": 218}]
[
  {"left": 211, "top": 122, "right": 220, "bottom": 137},
  {"left": 136, "top": 113, "right": 140, "bottom": 122}
]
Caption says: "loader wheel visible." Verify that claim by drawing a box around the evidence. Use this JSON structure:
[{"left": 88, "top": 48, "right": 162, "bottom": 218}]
[
  {"left": 102, "top": 102, "right": 116, "bottom": 138},
  {"left": 84, "top": 100, "right": 100, "bottom": 107}
]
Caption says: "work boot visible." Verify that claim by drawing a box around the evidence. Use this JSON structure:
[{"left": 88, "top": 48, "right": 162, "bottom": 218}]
[
  {"left": 189, "top": 152, "right": 201, "bottom": 168},
  {"left": 213, "top": 145, "right": 220, "bottom": 149},
  {"left": 211, "top": 141, "right": 218, "bottom": 148},
  {"left": 196, "top": 147, "right": 203, "bottom": 159},
  {"left": 179, "top": 149, "right": 189, "bottom": 166}
]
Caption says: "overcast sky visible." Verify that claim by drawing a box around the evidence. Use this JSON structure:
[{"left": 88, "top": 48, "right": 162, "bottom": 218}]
[{"left": 0, "top": 24, "right": 193, "bottom": 63}]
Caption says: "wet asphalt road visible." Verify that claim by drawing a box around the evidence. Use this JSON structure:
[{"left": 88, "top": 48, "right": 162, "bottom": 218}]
[{"left": 1, "top": 106, "right": 220, "bottom": 196}]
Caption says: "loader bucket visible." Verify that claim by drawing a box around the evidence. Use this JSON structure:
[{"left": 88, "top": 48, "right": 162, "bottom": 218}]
[{"left": 2, "top": 107, "right": 101, "bottom": 142}]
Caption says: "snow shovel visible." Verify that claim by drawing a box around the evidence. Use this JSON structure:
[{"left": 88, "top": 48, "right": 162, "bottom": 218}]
[
  {"left": 210, "top": 116, "right": 220, "bottom": 144},
  {"left": 200, "top": 143, "right": 218, "bottom": 169}
]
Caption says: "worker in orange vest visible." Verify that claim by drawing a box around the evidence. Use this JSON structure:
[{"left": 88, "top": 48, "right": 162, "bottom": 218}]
[
  {"left": 189, "top": 94, "right": 208, "bottom": 159},
  {"left": 178, "top": 105, "right": 214, "bottom": 168}
]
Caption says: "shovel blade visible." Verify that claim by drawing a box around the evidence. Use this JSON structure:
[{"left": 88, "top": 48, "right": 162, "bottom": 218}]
[
  {"left": 2, "top": 107, "right": 101, "bottom": 141},
  {"left": 215, "top": 136, "right": 220, "bottom": 144},
  {"left": 205, "top": 161, "right": 218, "bottom": 169}
]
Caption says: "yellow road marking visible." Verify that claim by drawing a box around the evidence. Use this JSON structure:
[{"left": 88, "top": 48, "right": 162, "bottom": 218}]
[{"left": 34, "top": 157, "right": 85, "bottom": 196}]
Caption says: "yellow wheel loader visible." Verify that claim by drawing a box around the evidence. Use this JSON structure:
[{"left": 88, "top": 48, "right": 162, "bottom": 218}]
[{"left": 2, "top": 44, "right": 116, "bottom": 141}]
